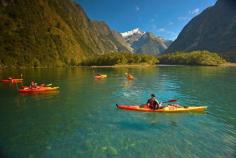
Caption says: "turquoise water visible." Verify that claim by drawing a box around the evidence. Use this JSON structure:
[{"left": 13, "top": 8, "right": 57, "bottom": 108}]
[{"left": 0, "top": 66, "right": 235, "bottom": 158}]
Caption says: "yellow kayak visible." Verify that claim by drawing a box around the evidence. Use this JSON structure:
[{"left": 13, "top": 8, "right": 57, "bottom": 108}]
[
  {"left": 116, "top": 104, "right": 207, "bottom": 113},
  {"left": 95, "top": 74, "right": 107, "bottom": 79}
]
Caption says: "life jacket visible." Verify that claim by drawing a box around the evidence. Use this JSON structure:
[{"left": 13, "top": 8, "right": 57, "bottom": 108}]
[{"left": 147, "top": 98, "right": 159, "bottom": 109}]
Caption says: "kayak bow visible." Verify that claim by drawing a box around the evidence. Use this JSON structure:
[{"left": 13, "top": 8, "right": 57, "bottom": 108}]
[{"left": 1, "top": 79, "right": 23, "bottom": 83}]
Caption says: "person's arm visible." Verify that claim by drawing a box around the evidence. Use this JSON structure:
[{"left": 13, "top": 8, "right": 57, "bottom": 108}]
[{"left": 155, "top": 99, "right": 160, "bottom": 105}]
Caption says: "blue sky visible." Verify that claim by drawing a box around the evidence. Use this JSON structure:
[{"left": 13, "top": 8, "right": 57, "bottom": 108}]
[{"left": 76, "top": 0, "right": 216, "bottom": 40}]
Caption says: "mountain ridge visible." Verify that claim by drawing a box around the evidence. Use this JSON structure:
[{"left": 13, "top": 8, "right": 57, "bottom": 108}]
[
  {"left": 121, "top": 28, "right": 172, "bottom": 55},
  {"left": 166, "top": 0, "right": 236, "bottom": 61}
]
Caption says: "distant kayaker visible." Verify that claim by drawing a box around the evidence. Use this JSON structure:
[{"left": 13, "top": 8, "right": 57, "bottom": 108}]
[
  {"left": 125, "top": 73, "right": 134, "bottom": 80},
  {"left": 146, "top": 94, "right": 161, "bottom": 110},
  {"left": 30, "top": 81, "right": 37, "bottom": 88}
]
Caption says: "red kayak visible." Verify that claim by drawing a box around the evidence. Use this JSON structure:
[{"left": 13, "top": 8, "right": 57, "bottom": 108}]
[
  {"left": 18, "top": 86, "right": 59, "bottom": 93},
  {"left": 116, "top": 104, "right": 207, "bottom": 113},
  {"left": 1, "top": 79, "right": 23, "bottom": 83}
]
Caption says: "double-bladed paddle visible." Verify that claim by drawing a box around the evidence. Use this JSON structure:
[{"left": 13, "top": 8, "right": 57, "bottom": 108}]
[{"left": 162, "top": 99, "right": 177, "bottom": 103}]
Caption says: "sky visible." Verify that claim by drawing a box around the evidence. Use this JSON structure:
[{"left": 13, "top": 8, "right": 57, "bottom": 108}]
[{"left": 76, "top": 0, "right": 217, "bottom": 40}]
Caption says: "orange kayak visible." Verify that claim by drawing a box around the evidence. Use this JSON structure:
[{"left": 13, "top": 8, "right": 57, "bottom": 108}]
[
  {"left": 126, "top": 74, "right": 134, "bottom": 80},
  {"left": 95, "top": 74, "right": 107, "bottom": 79},
  {"left": 127, "top": 76, "right": 134, "bottom": 80},
  {"left": 116, "top": 104, "right": 207, "bottom": 113},
  {"left": 18, "top": 86, "right": 59, "bottom": 93},
  {"left": 1, "top": 79, "right": 23, "bottom": 83}
]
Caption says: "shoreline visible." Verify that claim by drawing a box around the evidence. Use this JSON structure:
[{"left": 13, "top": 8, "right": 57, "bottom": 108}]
[
  {"left": 86, "top": 62, "right": 236, "bottom": 68},
  {"left": 219, "top": 63, "right": 236, "bottom": 67},
  {"left": 90, "top": 64, "right": 156, "bottom": 68},
  {"left": 1, "top": 63, "right": 236, "bottom": 69}
]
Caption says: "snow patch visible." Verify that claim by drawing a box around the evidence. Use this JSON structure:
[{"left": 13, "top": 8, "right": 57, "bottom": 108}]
[{"left": 121, "top": 28, "right": 145, "bottom": 37}]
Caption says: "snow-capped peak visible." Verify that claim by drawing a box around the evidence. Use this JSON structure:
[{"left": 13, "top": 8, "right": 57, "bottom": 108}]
[{"left": 121, "top": 28, "right": 145, "bottom": 37}]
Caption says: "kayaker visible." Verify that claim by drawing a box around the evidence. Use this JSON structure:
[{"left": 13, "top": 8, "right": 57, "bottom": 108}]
[
  {"left": 30, "top": 81, "right": 37, "bottom": 88},
  {"left": 125, "top": 73, "right": 134, "bottom": 80},
  {"left": 146, "top": 94, "right": 161, "bottom": 110}
]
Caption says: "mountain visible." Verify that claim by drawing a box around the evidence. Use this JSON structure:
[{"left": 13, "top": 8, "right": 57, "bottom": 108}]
[
  {"left": 121, "top": 28, "right": 145, "bottom": 45},
  {"left": 121, "top": 28, "right": 172, "bottom": 55},
  {"left": 166, "top": 0, "right": 236, "bottom": 62},
  {"left": 111, "top": 31, "right": 134, "bottom": 52},
  {"left": 132, "top": 32, "right": 172, "bottom": 55},
  {"left": 0, "top": 0, "right": 130, "bottom": 67}
]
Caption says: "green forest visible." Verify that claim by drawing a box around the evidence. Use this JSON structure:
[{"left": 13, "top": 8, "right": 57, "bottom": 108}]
[
  {"left": 80, "top": 51, "right": 226, "bottom": 66},
  {"left": 81, "top": 53, "right": 159, "bottom": 66},
  {"left": 159, "top": 51, "right": 226, "bottom": 66}
]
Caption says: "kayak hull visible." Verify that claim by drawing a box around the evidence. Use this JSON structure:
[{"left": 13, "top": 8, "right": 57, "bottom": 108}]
[
  {"left": 1, "top": 79, "right": 23, "bottom": 83},
  {"left": 116, "top": 104, "right": 207, "bottom": 113},
  {"left": 95, "top": 74, "right": 107, "bottom": 79},
  {"left": 18, "top": 86, "right": 59, "bottom": 93},
  {"left": 127, "top": 77, "right": 134, "bottom": 80}
]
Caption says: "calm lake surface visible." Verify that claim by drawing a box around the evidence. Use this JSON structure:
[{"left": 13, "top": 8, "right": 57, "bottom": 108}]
[{"left": 0, "top": 66, "right": 235, "bottom": 158}]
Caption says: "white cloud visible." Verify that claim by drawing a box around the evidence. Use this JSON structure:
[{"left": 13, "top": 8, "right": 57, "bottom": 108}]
[
  {"left": 177, "top": 16, "right": 190, "bottom": 21},
  {"left": 189, "top": 8, "right": 200, "bottom": 15},
  {"left": 150, "top": 18, "right": 155, "bottom": 23},
  {"left": 177, "top": 8, "right": 201, "bottom": 22},
  {"left": 168, "top": 21, "right": 174, "bottom": 25},
  {"left": 147, "top": 24, "right": 177, "bottom": 40},
  {"left": 157, "top": 28, "right": 178, "bottom": 40},
  {"left": 158, "top": 28, "right": 166, "bottom": 32},
  {"left": 149, "top": 24, "right": 157, "bottom": 31}
]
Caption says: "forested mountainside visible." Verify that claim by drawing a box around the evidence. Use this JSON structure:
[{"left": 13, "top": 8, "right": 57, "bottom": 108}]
[
  {"left": 166, "top": 0, "right": 236, "bottom": 62},
  {"left": 0, "top": 0, "right": 130, "bottom": 67}
]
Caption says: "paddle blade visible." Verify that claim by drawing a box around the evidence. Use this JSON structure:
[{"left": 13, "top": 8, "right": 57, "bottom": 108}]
[
  {"left": 163, "top": 99, "right": 177, "bottom": 103},
  {"left": 168, "top": 99, "right": 177, "bottom": 102}
]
